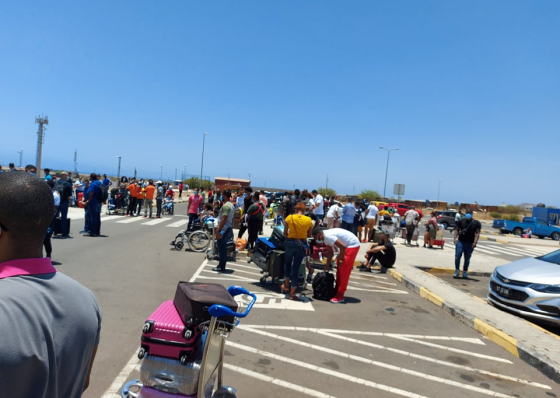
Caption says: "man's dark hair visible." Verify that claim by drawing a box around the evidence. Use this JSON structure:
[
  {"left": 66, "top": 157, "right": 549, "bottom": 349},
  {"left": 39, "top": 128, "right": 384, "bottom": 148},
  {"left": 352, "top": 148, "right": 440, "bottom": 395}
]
[
  {"left": 294, "top": 189, "right": 301, "bottom": 196},
  {"left": 103, "top": 174, "right": 107, "bottom": 177},
  {"left": 90, "top": 173, "right": 98, "bottom": 180},
  {"left": 9, "top": 163, "right": 14, "bottom": 168},
  {"left": 253, "top": 192, "right": 260, "bottom": 200},
  {"left": 222, "top": 190, "right": 232, "bottom": 199},
  {"left": 244, "top": 187, "right": 253, "bottom": 193},
  {"left": 44, "top": 168, "right": 50, "bottom": 173},
  {"left": 312, "top": 189, "right": 318, "bottom": 194},
  {"left": 0, "top": 172, "right": 54, "bottom": 244},
  {"left": 25, "top": 164, "right": 37, "bottom": 173},
  {"left": 312, "top": 227, "right": 324, "bottom": 236}
]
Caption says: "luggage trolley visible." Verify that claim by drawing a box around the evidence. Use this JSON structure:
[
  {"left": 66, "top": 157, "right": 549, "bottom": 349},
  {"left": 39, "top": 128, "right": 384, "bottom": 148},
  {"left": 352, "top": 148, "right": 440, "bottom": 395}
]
[
  {"left": 379, "top": 219, "right": 396, "bottom": 242},
  {"left": 121, "top": 286, "right": 257, "bottom": 398}
]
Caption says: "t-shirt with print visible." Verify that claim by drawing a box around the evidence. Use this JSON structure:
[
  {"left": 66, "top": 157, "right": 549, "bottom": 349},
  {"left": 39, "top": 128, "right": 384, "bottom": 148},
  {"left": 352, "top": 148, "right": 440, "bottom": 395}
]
[
  {"left": 285, "top": 214, "right": 313, "bottom": 239},
  {"left": 218, "top": 201, "right": 235, "bottom": 230},
  {"left": 366, "top": 204, "right": 379, "bottom": 219},
  {"left": 0, "top": 258, "right": 101, "bottom": 398},
  {"left": 313, "top": 194, "right": 324, "bottom": 215},
  {"left": 323, "top": 228, "right": 361, "bottom": 248},
  {"left": 404, "top": 209, "right": 419, "bottom": 226},
  {"left": 145, "top": 185, "right": 156, "bottom": 200},
  {"left": 189, "top": 194, "right": 202, "bottom": 214}
]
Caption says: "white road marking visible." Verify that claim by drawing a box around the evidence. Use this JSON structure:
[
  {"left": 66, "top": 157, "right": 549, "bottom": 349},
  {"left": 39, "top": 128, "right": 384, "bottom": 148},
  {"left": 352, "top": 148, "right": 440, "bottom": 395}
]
[
  {"left": 227, "top": 341, "right": 431, "bottom": 398},
  {"left": 237, "top": 328, "right": 518, "bottom": 397},
  {"left": 200, "top": 269, "right": 255, "bottom": 282},
  {"left": 346, "top": 285, "right": 408, "bottom": 294},
  {"left": 317, "top": 331, "right": 550, "bottom": 389},
  {"left": 189, "top": 259, "right": 208, "bottom": 282},
  {"left": 142, "top": 218, "right": 168, "bottom": 226},
  {"left": 239, "top": 325, "right": 485, "bottom": 344},
  {"left": 236, "top": 292, "right": 314, "bottom": 311},
  {"left": 100, "top": 352, "right": 140, "bottom": 398},
  {"left": 166, "top": 219, "right": 190, "bottom": 228},
  {"left": 116, "top": 217, "right": 144, "bottom": 224},
  {"left": 224, "top": 364, "right": 339, "bottom": 398},
  {"left": 385, "top": 334, "right": 512, "bottom": 363}
]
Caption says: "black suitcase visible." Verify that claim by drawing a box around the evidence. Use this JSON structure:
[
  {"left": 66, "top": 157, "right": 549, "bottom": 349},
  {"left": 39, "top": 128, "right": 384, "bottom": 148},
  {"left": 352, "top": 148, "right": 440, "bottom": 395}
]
[
  {"left": 269, "top": 250, "right": 285, "bottom": 280},
  {"left": 256, "top": 237, "right": 276, "bottom": 255},
  {"left": 173, "top": 282, "right": 238, "bottom": 328},
  {"left": 269, "top": 226, "right": 286, "bottom": 250},
  {"left": 53, "top": 217, "right": 71, "bottom": 235}
]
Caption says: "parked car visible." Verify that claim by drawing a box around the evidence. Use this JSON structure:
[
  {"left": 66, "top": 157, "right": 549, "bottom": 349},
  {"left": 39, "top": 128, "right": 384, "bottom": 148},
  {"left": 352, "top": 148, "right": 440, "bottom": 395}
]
[
  {"left": 488, "top": 249, "right": 560, "bottom": 325},
  {"left": 492, "top": 217, "right": 560, "bottom": 240},
  {"left": 436, "top": 210, "right": 458, "bottom": 230},
  {"left": 386, "top": 203, "right": 424, "bottom": 219}
]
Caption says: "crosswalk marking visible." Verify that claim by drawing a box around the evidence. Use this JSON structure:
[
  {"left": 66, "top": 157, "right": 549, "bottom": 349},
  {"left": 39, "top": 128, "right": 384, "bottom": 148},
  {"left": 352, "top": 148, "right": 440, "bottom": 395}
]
[
  {"left": 116, "top": 217, "right": 144, "bottom": 224},
  {"left": 142, "top": 218, "right": 168, "bottom": 226},
  {"left": 166, "top": 219, "right": 189, "bottom": 228}
]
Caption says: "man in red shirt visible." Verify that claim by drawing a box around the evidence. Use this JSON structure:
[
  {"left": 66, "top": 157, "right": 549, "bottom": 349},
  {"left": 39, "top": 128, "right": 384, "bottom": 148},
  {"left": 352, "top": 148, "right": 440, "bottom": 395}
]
[
  {"left": 178, "top": 182, "right": 184, "bottom": 198},
  {"left": 187, "top": 189, "right": 203, "bottom": 230}
]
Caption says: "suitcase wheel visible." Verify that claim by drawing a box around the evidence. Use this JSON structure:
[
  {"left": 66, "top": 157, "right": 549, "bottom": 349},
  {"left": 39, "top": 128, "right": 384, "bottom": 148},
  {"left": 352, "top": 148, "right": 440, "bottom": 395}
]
[
  {"left": 138, "top": 346, "right": 147, "bottom": 359},
  {"left": 180, "top": 354, "right": 189, "bottom": 365},
  {"left": 185, "top": 317, "right": 193, "bottom": 327},
  {"left": 183, "top": 328, "right": 193, "bottom": 340},
  {"left": 143, "top": 321, "right": 154, "bottom": 333}
]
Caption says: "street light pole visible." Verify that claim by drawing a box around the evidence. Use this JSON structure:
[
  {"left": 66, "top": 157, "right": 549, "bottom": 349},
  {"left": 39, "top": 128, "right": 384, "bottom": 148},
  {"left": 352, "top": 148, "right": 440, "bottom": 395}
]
[
  {"left": 18, "top": 148, "right": 23, "bottom": 168},
  {"left": 116, "top": 156, "right": 122, "bottom": 182},
  {"left": 437, "top": 178, "right": 441, "bottom": 204},
  {"left": 183, "top": 164, "right": 186, "bottom": 181},
  {"left": 200, "top": 132, "right": 208, "bottom": 187},
  {"left": 379, "top": 147, "right": 399, "bottom": 199},
  {"left": 160, "top": 165, "right": 162, "bottom": 180}
]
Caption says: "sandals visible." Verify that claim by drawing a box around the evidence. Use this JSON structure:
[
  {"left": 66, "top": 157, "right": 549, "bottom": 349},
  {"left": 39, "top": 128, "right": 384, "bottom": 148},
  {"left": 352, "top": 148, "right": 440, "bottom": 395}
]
[
  {"left": 279, "top": 283, "right": 290, "bottom": 294},
  {"left": 289, "top": 295, "right": 301, "bottom": 301}
]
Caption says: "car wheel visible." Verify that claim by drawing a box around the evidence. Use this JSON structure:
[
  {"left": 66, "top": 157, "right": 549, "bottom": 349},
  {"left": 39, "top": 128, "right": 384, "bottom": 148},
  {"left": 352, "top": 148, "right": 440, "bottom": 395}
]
[
  {"left": 552, "top": 232, "right": 560, "bottom": 241},
  {"left": 513, "top": 228, "right": 523, "bottom": 236}
]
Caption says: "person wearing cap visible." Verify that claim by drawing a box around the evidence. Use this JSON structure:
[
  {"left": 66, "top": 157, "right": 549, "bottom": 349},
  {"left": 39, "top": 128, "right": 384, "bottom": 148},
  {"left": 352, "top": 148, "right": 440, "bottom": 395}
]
[
  {"left": 82, "top": 173, "right": 102, "bottom": 236},
  {"left": 155, "top": 181, "right": 164, "bottom": 218},
  {"left": 453, "top": 208, "right": 481, "bottom": 279}
]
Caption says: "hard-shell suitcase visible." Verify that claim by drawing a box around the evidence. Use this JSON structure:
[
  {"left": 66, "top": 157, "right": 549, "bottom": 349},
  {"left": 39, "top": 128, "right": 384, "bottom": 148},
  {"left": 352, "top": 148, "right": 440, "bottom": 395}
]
[
  {"left": 173, "top": 282, "right": 238, "bottom": 329},
  {"left": 53, "top": 217, "right": 71, "bottom": 235},
  {"left": 268, "top": 226, "right": 286, "bottom": 250},
  {"left": 255, "top": 237, "right": 276, "bottom": 255},
  {"left": 251, "top": 250, "right": 269, "bottom": 273},
  {"left": 139, "top": 300, "right": 200, "bottom": 364},
  {"left": 140, "top": 354, "right": 202, "bottom": 396}
]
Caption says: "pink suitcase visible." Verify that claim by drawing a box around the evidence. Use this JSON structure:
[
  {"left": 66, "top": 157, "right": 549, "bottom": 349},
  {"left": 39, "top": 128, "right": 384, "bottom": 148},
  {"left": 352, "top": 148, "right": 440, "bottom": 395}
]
[{"left": 138, "top": 300, "right": 200, "bottom": 364}]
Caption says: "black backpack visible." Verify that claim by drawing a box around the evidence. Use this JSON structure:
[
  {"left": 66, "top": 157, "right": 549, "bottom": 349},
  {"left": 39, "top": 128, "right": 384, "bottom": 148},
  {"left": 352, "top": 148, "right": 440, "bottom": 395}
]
[
  {"left": 98, "top": 184, "right": 109, "bottom": 203},
  {"left": 312, "top": 271, "right": 336, "bottom": 301}
]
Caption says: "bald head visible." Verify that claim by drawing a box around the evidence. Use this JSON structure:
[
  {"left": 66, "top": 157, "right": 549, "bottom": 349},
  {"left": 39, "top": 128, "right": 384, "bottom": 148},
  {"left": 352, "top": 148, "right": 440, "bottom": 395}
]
[{"left": 0, "top": 172, "right": 54, "bottom": 255}]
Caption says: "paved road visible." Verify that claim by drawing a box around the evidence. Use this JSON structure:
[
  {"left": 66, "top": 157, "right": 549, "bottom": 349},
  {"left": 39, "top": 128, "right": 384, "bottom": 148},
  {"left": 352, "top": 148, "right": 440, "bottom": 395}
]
[{"left": 52, "top": 203, "right": 560, "bottom": 398}]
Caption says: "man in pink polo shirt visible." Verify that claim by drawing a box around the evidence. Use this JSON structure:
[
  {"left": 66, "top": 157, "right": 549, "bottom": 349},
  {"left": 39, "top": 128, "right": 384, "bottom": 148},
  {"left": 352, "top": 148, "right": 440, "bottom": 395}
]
[
  {"left": 0, "top": 172, "right": 101, "bottom": 397},
  {"left": 187, "top": 188, "right": 203, "bottom": 230}
]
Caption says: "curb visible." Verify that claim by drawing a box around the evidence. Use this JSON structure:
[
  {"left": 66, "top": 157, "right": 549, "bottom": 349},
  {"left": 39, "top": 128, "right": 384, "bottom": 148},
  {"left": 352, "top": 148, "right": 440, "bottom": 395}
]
[
  {"left": 415, "top": 266, "right": 492, "bottom": 277},
  {"left": 387, "top": 268, "right": 560, "bottom": 384}
]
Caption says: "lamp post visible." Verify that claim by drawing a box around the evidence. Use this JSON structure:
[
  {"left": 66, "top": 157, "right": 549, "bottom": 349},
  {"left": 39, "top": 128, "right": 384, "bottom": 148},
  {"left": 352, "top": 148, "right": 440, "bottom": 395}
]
[
  {"left": 116, "top": 156, "right": 121, "bottom": 181},
  {"left": 379, "top": 147, "right": 399, "bottom": 199},
  {"left": 183, "top": 164, "right": 186, "bottom": 181},
  {"left": 160, "top": 165, "right": 162, "bottom": 180},
  {"left": 200, "top": 132, "right": 208, "bottom": 188},
  {"left": 18, "top": 148, "right": 23, "bottom": 168},
  {"left": 437, "top": 178, "right": 441, "bottom": 204}
]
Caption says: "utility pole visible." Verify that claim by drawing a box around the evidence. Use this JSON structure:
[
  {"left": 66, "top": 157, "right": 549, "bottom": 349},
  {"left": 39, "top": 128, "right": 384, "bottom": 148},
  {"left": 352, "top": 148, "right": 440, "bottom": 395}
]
[
  {"left": 73, "top": 150, "right": 78, "bottom": 175},
  {"left": 175, "top": 168, "right": 177, "bottom": 180},
  {"left": 326, "top": 173, "right": 329, "bottom": 189},
  {"left": 116, "top": 156, "right": 122, "bottom": 181},
  {"left": 134, "top": 167, "right": 137, "bottom": 179},
  {"left": 18, "top": 148, "right": 23, "bottom": 168},
  {"left": 35, "top": 115, "right": 48, "bottom": 177}
]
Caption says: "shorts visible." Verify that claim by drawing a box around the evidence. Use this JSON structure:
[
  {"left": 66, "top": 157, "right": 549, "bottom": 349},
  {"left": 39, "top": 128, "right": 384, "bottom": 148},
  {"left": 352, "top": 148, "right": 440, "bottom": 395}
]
[{"left": 366, "top": 218, "right": 376, "bottom": 228}]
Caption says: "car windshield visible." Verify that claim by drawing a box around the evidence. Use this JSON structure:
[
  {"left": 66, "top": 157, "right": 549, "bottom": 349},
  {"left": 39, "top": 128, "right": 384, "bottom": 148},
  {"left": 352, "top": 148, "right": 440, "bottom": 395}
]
[{"left": 537, "top": 250, "right": 560, "bottom": 265}]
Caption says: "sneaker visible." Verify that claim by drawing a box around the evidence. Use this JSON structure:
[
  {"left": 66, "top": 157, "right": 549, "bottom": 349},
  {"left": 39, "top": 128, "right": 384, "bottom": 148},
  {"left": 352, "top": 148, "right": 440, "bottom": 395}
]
[
  {"left": 306, "top": 274, "right": 313, "bottom": 283},
  {"left": 379, "top": 266, "right": 388, "bottom": 274},
  {"left": 212, "top": 267, "right": 225, "bottom": 272},
  {"left": 361, "top": 239, "right": 366, "bottom": 243},
  {"left": 126, "top": 214, "right": 130, "bottom": 217},
  {"left": 357, "top": 263, "right": 366, "bottom": 269},
  {"left": 330, "top": 297, "right": 345, "bottom": 304},
  {"left": 360, "top": 267, "right": 372, "bottom": 272},
  {"left": 453, "top": 270, "right": 460, "bottom": 279},
  {"left": 462, "top": 270, "right": 468, "bottom": 279}
]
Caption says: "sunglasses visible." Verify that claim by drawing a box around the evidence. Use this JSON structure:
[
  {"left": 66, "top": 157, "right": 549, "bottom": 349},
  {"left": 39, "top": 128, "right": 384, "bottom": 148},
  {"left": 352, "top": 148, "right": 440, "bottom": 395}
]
[{"left": 0, "top": 221, "right": 9, "bottom": 232}]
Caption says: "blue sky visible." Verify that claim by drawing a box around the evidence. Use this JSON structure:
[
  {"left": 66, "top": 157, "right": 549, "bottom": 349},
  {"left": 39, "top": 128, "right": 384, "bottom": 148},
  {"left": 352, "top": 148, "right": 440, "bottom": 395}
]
[{"left": 1, "top": 1, "right": 558, "bottom": 206}]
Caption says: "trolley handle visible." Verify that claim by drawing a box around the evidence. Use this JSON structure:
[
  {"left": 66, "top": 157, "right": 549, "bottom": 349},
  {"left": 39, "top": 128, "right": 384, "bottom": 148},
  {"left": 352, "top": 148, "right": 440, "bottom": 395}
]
[{"left": 208, "top": 286, "right": 256, "bottom": 319}]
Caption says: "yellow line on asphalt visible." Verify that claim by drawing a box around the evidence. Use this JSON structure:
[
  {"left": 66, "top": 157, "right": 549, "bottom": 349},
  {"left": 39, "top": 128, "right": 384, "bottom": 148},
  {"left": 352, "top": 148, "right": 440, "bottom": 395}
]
[
  {"left": 419, "top": 287, "right": 444, "bottom": 307},
  {"left": 474, "top": 318, "right": 519, "bottom": 357}
]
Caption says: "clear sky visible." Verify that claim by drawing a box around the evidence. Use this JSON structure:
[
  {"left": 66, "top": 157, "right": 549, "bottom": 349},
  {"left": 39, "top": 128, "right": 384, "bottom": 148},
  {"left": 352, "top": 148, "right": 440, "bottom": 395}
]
[{"left": 1, "top": 1, "right": 558, "bottom": 206}]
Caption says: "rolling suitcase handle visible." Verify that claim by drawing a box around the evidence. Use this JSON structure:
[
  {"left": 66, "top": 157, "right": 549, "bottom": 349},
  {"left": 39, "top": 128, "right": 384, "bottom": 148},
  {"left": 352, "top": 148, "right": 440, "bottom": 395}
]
[{"left": 208, "top": 286, "right": 256, "bottom": 319}]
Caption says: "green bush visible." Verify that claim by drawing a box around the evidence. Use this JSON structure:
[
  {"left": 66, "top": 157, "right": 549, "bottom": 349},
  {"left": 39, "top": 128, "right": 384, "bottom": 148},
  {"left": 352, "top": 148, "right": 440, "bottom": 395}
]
[
  {"left": 490, "top": 211, "right": 502, "bottom": 218},
  {"left": 504, "top": 213, "right": 520, "bottom": 222}
]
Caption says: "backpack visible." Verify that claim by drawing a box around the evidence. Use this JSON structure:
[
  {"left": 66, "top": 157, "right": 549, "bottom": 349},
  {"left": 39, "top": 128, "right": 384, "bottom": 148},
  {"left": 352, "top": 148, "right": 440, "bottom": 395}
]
[
  {"left": 98, "top": 183, "right": 109, "bottom": 203},
  {"left": 287, "top": 196, "right": 302, "bottom": 215},
  {"left": 312, "top": 271, "right": 336, "bottom": 301}
]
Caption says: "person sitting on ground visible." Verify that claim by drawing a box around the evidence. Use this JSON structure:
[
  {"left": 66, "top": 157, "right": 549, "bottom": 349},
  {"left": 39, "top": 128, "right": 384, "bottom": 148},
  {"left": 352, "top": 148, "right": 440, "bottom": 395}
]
[
  {"left": 0, "top": 171, "right": 101, "bottom": 397},
  {"left": 359, "top": 233, "right": 396, "bottom": 273},
  {"left": 522, "top": 227, "right": 532, "bottom": 238}
]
